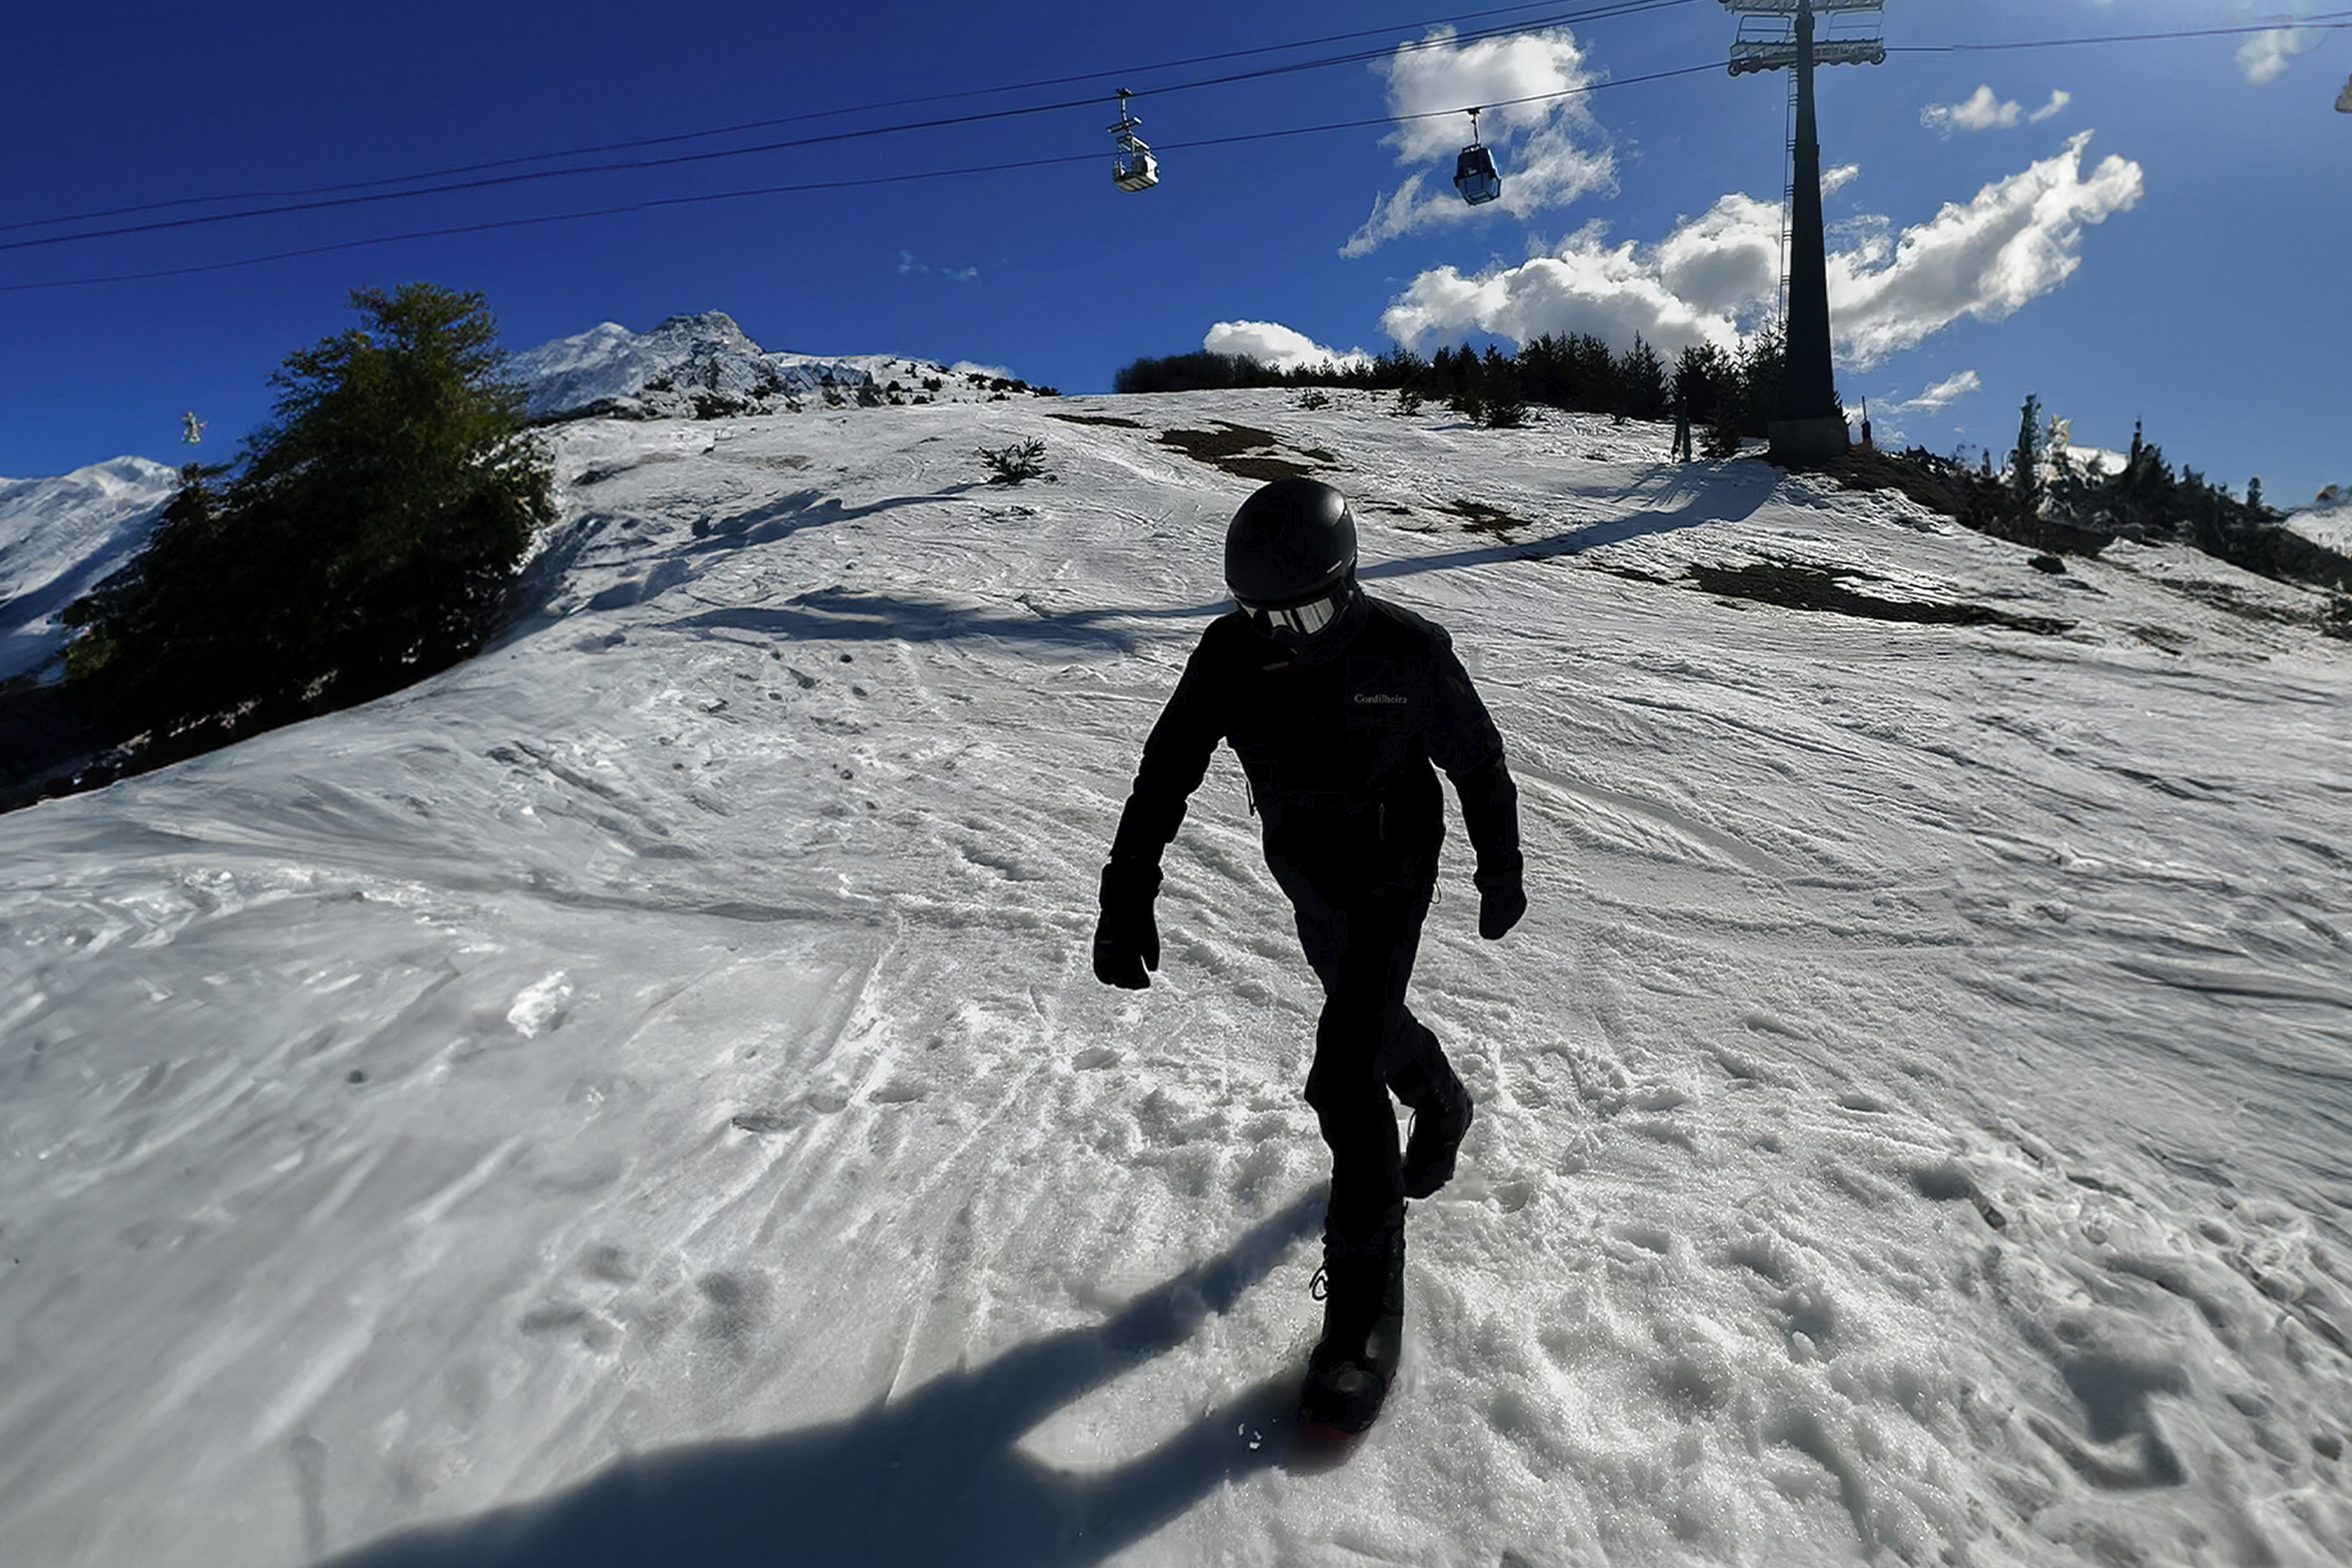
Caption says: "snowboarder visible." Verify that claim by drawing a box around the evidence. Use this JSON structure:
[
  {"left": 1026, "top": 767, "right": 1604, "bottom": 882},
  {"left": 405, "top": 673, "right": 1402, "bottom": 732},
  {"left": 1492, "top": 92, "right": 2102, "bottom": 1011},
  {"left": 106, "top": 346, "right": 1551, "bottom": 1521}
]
[{"left": 1091, "top": 476, "right": 1526, "bottom": 1438}]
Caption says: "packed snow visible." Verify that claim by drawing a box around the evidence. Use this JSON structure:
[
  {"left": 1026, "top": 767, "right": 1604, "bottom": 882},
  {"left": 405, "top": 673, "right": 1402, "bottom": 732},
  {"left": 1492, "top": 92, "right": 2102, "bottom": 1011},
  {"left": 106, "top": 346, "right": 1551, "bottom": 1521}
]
[{"left": 2, "top": 387, "right": 2349, "bottom": 1567}]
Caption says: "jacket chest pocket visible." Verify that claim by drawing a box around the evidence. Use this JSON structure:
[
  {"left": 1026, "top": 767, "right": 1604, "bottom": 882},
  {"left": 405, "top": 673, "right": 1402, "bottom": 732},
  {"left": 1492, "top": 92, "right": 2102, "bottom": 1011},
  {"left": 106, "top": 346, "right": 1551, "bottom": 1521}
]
[{"left": 1342, "top": 657, "right": 1417, "bottom": 735}]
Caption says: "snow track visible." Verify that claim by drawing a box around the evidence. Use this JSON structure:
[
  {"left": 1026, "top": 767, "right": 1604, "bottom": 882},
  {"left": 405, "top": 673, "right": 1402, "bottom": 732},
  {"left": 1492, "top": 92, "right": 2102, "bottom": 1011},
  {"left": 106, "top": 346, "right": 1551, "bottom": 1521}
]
[{"left": 2, "top": 393, "right": 2348, "bottom": 1566}]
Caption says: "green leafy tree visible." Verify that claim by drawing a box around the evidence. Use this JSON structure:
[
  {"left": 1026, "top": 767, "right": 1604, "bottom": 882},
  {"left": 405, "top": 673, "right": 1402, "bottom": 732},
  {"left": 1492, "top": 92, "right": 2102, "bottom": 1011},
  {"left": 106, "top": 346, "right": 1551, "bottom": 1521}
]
[{"left": 68, "top": 283, "right": 551, "bottom": 739}]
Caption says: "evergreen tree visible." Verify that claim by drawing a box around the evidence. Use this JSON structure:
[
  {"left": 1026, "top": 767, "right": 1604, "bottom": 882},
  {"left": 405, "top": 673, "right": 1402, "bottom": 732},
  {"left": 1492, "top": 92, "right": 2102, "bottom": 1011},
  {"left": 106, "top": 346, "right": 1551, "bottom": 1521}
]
[
  {"left": 1702, "top": 390, "right": 1747, "bottom": 459},
  {"left": 1481, "top": 347, "right": 1527, "bottom": 428},
  {"left": 1519, "top": 334, "right": 1567, "bottom": 407},
  {"left": 68, "top": 283, "right": 552, "bottom": 739},
  {"left": 1567, "top": 333, "right": 1619, "bottom": 414},
  {"left": 1733, "top": 324, "right": 1786, "bottom": 436},
  {"left": 1674, "top": 342, "right": 1733, "bottom": 426},
  {"left": 1617, "top": 336, "right": 1669, "bottom": 421},
  {"left": 2011, "top": 394, "right": 2043, "bottom": 513}
]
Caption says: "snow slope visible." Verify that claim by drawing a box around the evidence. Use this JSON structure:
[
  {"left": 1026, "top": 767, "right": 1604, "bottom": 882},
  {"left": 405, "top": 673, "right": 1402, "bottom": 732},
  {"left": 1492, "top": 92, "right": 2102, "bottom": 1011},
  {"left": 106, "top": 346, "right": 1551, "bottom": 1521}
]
[
  {"left": 0, "top": 456, "right": 177, "bottom": 683},
  {"left": 2, "top": 391, "right": 2348, "bottom": 1567},
  {"left": 2288, "top": 493, "right": 2352, "bottom": 556}
]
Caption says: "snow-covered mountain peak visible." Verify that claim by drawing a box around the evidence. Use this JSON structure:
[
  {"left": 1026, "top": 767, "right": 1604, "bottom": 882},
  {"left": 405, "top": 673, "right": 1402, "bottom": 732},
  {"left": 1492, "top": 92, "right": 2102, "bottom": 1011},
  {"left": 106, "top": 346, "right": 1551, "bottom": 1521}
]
[
  {"left": 0, "top": 454, "right": 180, "bottom": 684},
  {"left": 2288, "top": 483, "right": 2351, "bottom": 553},
  {"left": 508, "top": 311, "right": 1039, "bottom": 423}
]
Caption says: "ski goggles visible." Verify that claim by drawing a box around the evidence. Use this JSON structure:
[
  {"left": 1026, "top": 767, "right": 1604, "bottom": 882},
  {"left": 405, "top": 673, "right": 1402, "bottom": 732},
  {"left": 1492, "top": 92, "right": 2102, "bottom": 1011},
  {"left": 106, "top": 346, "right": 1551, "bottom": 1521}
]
[{"left": 1234, "top": 587, "right": 1346, "bottom": 642}]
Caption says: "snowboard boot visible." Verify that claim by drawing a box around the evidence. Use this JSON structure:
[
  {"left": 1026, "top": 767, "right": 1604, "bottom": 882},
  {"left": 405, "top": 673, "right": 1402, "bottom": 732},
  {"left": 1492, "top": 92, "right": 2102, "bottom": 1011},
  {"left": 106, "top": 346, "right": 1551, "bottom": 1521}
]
[
  {"left": 1299, "top": 1217, "right": 1406, "bottom": 1437},
  {"left": 1400, "top": 1075, "right": 1474, "bottom": 1200}
]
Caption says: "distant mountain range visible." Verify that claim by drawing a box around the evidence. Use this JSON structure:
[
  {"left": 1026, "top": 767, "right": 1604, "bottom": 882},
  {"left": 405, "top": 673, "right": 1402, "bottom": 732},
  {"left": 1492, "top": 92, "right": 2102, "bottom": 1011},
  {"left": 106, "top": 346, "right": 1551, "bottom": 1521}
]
[{"left": 508, "top": 309, "right": 1044, "bottom": 423}]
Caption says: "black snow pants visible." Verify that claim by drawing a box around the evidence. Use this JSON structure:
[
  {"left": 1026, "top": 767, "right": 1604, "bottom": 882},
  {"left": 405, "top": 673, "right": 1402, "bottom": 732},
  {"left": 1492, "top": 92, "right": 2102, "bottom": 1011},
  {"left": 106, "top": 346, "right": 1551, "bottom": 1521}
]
[{"left": 1267, "top": 844, "right": 1463, "bottom": 1246}]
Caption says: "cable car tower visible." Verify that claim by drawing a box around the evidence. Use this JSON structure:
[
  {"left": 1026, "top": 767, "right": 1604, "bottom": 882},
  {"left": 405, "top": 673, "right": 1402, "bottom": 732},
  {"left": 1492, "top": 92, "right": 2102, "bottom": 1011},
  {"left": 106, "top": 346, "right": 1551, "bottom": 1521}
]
[
  {"left": 1454, "top": 108, "right": 1502, "bottom": 205},
  {"left": 1108, "top": 89, "right": 1159, "bottom": 192},
  {"left": 1723, "top": 0, "right": 1884, "bottom": 461}
]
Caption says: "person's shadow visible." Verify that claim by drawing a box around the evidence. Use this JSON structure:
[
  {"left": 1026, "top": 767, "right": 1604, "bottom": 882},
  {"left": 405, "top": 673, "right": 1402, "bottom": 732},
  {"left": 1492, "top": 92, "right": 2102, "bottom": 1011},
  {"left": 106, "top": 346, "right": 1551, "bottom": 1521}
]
[{"left": 323, "top": 1191, "right": 1338, "bottom": 1568}]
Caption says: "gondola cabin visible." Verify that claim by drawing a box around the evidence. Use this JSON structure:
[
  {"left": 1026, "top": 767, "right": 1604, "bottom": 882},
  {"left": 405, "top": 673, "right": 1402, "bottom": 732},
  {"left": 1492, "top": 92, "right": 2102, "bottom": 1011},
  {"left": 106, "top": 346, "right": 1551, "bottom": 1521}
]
[
  {"left": 1109, "top": 88, "right": 1159, "bottom": 192},
  {"left": 1114, "top": 146, "right": 1159, "bottom": 192},
  {"left": 1453, "top": 107, "right": 1501, "bottom": 206}
]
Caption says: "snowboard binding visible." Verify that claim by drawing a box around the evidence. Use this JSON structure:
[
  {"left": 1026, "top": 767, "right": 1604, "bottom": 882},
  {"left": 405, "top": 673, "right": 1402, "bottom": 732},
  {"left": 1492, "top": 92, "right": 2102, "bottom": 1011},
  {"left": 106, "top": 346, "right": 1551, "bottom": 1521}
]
[
  {"left": 1400, "top": 1081, "right": 1474, "bottom": 1200},
  {"left": 1297, "top": 1221, "right": 1405, "bottom": 1442}
]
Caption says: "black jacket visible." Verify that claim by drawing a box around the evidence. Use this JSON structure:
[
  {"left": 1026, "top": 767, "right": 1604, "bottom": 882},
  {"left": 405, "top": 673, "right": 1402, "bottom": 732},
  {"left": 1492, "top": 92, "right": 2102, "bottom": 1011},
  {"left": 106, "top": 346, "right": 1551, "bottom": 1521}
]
[{"left": 1108, "top": 594, "right": 1520, "bottom": 885}]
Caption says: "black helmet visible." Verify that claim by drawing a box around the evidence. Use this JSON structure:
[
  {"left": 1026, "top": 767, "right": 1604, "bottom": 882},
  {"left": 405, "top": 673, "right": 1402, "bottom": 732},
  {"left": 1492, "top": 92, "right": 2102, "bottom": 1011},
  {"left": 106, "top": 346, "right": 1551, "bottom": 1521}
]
[{"left": 1224, "top": 478, "right": 1356, "bottom": 607}]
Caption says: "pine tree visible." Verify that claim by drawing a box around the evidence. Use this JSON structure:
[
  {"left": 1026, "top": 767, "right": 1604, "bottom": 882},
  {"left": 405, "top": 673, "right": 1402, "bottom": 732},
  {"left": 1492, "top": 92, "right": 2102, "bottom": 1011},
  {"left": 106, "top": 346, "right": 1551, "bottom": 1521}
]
[
  {"left": 1674, "top": 342, "right": 1733, "bottom": 427},
  {"left": 1618, "top": 336, "right": 1669, "bottom": 422},
  {"left": 2012, "top": 394, "right": 2043, "bottom": 514},
  {"left": 68, "top": 283, "right": 552, "bottom": 739}
]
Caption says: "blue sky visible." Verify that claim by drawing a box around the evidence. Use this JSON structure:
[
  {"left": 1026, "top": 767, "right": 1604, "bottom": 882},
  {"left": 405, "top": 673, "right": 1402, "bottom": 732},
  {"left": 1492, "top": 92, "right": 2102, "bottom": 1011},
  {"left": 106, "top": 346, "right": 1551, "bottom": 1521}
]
[{"left": 5, "top": 1, "right": 2346, "bottom": 503}]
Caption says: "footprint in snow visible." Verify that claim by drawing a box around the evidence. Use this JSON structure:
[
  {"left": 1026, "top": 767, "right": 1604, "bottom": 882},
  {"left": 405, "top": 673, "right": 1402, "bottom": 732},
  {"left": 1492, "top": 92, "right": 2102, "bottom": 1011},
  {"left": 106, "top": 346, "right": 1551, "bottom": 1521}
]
[{"left": 730, "top": 1088, "right": 852, "bottom": 1134}]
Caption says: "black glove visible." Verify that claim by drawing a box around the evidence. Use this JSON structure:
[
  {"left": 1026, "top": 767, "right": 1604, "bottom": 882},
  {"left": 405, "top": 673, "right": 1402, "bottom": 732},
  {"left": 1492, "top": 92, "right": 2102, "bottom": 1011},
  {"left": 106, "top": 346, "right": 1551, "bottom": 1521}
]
[
  {"left": 1475, "top": 863, "right": 1526, "bottom": 941},
  {"left": 1093, "top": 860, "right": 1162, "bottom": 989}
]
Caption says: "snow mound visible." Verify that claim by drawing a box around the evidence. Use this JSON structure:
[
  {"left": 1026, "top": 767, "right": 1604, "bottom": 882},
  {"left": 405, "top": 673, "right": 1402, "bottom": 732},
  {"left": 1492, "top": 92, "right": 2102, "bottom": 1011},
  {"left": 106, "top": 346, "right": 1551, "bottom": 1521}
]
[{"left": 0, "top": 455, "right": 179, "bottom": 683}]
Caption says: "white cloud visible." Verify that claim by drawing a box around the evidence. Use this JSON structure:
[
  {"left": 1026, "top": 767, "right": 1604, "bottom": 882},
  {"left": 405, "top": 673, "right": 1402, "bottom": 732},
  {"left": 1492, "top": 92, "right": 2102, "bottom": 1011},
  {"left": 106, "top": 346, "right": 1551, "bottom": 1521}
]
[
  {"left": 1822, "top": 162, "right": 1861, "bottom": 196},
  {"left": 1379, "top": 134, "right": 2143, "bottom": 372},
  {"left": 1203, "top": 320, "right": 1372, "bottom": 372},
  {"left": 1341, "top": 26, "right": 1615, "bottom": 258},
  {"left": 1923, "top": 86, "right": 2021, "bottom": 134},
  {"left": 1922, "top": 87, "right": 2071, "bottom": 135},
  {"left": 2239, "top": 29, "right": 2319, "bottom": 86},
  {"left": 1884, "top": 370, "right": 1982, "bottom": 416},
  {"left": 895, "top": 249, "right": 980, "bottom": 284},
  {"left": 1830, "top": 131, "right": 2142, "bottom": 366},
  {"left": 1380, "top": 206, "right": 1760, "bottom": 363}
]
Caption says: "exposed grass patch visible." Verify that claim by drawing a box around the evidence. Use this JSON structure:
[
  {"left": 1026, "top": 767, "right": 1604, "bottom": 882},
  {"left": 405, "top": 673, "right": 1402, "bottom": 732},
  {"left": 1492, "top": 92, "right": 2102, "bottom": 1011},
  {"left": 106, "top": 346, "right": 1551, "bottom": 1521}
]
[
  {"left": 1156, "top": 423, "right": 1326, "bottom": 483},
  {"left": 1440, "top": 499, "right": 1529, "bottom": 540},
  {"left": 1689, "top": 559, "right": 2075, "bottom": 636},
  {"left": 2121, "top": 570, "right": 2352, "bottom": 642},
  {"left": 1803, "top": 446, "right": 2115, "bottom": 558},
  {"left": 2127, "top": 625, "right": 2195, "bottom": 654},
  {"left": 1046, "top": 413, "right": 1145, "bottom": 429},
  {"left": 1806, "top": 447, "right": 1968, "bottom": 518}
]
